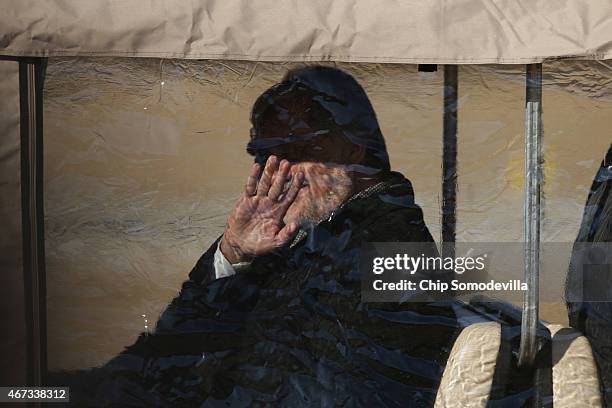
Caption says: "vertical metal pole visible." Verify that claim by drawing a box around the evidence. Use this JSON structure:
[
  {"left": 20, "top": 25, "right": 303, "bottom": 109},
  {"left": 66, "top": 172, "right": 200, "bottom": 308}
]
[
  {"left": 19, "top": 58, "right": 47, "bottom": 385},
  {"left": 442, "top": 65, "right": 458, "bottom": 258},
  {"left": 519, "top": 63, "right": 542, "bottom": 367}
]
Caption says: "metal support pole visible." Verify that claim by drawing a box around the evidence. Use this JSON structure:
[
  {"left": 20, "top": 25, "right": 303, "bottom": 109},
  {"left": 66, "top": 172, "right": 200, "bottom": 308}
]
[
  {"left": 519, "top": 63, "right": 543, "bottom": 367},
  {"left": 19, "top": 58, "right": 47, "bottom": 385},
  {"left": 442, "top": 65, "right": 458, "bottom": 258}
]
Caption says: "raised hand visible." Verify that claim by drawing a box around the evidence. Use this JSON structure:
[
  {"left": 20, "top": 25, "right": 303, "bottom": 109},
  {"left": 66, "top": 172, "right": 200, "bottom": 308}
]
[{"left": 219, "top": 156, "right": 304, "bottom": 264}]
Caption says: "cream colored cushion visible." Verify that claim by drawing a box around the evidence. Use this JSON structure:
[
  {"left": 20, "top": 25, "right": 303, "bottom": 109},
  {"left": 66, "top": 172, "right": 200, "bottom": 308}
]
[
  {"left": 434, "top": 322, "right": 501, "bottom": 408},
  {"left": 547, "top": 324, "right": 603, "bottom": 408}
]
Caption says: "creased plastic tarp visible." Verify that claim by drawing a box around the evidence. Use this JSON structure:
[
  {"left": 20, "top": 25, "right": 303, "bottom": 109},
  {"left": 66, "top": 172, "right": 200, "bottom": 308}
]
[{"left": 1, "top": 0, "right": 612, "bottom": 63}]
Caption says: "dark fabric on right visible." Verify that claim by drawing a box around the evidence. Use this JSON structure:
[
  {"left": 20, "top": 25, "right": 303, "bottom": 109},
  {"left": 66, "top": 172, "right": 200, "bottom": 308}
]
[{"left": 567, "top": 144, "right": 612, "bottom": 407}]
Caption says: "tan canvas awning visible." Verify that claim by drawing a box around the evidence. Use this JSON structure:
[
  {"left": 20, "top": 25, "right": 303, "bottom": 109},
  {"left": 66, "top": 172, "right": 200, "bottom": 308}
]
[{"left": 1, "top": 0, "right": 611, "bottom": 63}]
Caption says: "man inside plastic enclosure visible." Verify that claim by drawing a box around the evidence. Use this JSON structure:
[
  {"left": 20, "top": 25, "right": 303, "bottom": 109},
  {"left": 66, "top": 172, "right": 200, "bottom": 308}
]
[
  {"left": 213, "top": 65, "right": 423, "bottom": 282},
  {"left": 70, "top": 66, "right": 459, "bottom": 407}
]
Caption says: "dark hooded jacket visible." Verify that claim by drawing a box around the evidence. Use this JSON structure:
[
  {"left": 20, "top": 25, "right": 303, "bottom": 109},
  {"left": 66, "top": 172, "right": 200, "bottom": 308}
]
[{"left": 61, "top": 172, "right": 460, "bottom": 407}]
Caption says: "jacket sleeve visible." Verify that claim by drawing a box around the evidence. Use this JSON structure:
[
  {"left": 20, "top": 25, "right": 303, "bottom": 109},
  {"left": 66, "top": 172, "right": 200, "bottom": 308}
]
[{"left": 188, "top": 236, "right": 222, "bottom": 285}]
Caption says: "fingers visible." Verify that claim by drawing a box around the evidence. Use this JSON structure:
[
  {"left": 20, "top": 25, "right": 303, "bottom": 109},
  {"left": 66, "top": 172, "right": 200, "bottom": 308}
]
[
  {"left": 256, "top": 156, "right": 278, "bottom": 196},
  {"left": 268, "top": 159, "right": 290, "bottom": 200},
  {"left": 245, "top": 163, "right": 261, "bottom": 196},
  {"left": 279, "top": 171, "right": 304, "bottom": 210},
  {"left": 274, "top": 222, "right": 298, "bottom": 247}
]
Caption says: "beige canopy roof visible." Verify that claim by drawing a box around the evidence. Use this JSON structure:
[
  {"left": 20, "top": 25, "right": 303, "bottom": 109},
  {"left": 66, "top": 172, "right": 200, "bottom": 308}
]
[{"left": 1, "top": 0, "right": 611, "bottom": 63}]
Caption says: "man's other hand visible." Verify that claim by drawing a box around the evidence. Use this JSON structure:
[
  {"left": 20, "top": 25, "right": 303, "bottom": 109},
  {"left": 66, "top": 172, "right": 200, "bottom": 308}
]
[{"left": 220, "top": 156, "right": 304, "bottom": 264}]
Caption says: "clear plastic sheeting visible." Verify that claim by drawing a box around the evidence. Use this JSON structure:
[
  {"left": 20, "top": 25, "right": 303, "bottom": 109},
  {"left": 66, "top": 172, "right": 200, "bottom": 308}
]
[
  {"left": 44, "top": 59, "right": 445, "bottom": 371},
  {"left": 456, "top": 62, "right": 612, "bottom": 323},
  {"left": 42, "top": 59, "right": 612, "bottom": 406}
]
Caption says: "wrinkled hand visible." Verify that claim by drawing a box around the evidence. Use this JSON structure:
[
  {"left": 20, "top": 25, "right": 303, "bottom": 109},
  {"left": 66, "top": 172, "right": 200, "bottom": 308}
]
[{"left": 220, "top": 156, "right": 304, "bottom": 264}]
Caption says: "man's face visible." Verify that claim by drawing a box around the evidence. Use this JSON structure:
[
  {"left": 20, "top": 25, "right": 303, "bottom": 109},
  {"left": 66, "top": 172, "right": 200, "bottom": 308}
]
[
  {"left": 253, "top": 116, "right": 357, "bottom": 227},
  {"left": 282, "top": 160, "right": 353, "bottom": 227}
]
